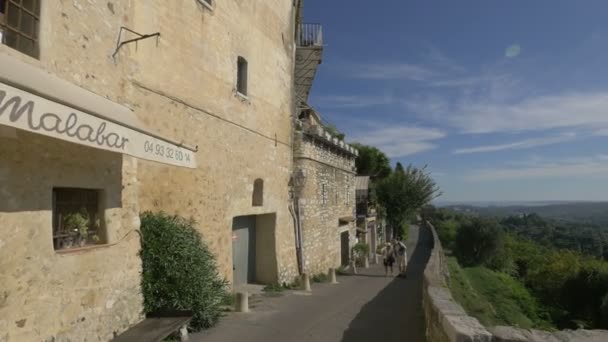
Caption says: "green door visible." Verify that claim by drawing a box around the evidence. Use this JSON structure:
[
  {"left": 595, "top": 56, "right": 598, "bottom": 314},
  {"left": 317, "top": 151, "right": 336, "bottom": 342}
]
[{"left": 232, "top": 216, "right": 256, "bottom": 286}]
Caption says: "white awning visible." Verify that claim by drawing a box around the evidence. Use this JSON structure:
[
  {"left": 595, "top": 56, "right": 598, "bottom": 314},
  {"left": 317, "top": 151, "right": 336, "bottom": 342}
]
[{"left": 0, "top": 53, "right": 197, "bottom": 168}]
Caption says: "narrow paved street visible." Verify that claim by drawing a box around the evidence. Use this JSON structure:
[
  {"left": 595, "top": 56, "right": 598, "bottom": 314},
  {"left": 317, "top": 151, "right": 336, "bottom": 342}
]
[{"left": 193, "top": 224, "right": 432, "bottom": 342}]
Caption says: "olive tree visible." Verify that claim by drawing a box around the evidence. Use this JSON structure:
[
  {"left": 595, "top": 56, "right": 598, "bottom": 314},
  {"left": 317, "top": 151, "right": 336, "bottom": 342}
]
[{"left": 376, "top": 163, "right": 441, "bottom": 238}]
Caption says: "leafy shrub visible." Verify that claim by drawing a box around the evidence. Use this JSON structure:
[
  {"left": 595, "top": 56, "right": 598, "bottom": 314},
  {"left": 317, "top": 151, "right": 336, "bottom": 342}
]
[
  {"left": 454, "top": 217, "right": 504, "bottom": 267},
  {"left": 140, "top": 212, "right": 229, "bottom": 331},
  {"left": 353, "top": 242, "right": 370, "bottom": 256},
  {"left": 436, "top": 219, "right": 459, "bottom": 250}
]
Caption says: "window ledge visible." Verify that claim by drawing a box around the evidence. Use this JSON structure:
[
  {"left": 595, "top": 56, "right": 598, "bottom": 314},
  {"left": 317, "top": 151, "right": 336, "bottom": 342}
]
[
  {"left": 55, "top": 243, "right": 113, "bottom": 255},
  {"left": 197, "top": 0, "right": 214, "bottom": 11}
]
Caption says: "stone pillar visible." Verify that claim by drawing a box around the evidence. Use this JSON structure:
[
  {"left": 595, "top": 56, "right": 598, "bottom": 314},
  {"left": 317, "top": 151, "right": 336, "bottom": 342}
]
[
  {"left": 301, "top": 273, "right": 312, "bottom": 291},
  {"left": 370, "top": 220, "right": 378, "bottom": 264},
  {"left": 349, "top": 260, "right": 357, "bottom": 274},
  {"left": 328, "top": 268, "right": 338, "bottom": 284},
  {"left": 235, "top": 292, "right": 249, "bottom": 313}
]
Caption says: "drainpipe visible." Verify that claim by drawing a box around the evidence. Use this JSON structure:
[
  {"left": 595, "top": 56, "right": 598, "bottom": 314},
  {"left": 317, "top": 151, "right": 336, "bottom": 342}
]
[
  {"left": 296, "top": 197, "right": 304, "bottom": 274},
  {"left": 289, "top": 197, "right": 304, "bottom": 274}
]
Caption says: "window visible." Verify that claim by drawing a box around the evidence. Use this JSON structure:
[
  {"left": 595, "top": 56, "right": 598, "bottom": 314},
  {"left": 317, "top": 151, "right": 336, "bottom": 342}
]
[
  {"left": 237, "top": 56, "right": 248, "bottom": 96},
  {"left": 252, "top": 178, "right": 264, "bottom": 206},
  {"left": 0, "top": 0, "right": 40, "bottom": 58},
  {"left": 52, "top": 188, "right": 105, "bottom": 251}
]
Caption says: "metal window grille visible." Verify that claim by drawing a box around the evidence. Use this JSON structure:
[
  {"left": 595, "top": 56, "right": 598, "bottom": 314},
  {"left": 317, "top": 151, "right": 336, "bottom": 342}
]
[
  {"left": 0, "top": 0, "right": 40, "bottom": 58},
  {"left": 52, "top": 188, "right": 104, "bottom": 250}
]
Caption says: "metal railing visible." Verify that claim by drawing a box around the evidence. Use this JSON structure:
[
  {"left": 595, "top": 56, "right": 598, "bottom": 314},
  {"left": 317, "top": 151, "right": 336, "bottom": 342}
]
[{"left": 297, "top": 23, "right": 323, "bottom": 47}]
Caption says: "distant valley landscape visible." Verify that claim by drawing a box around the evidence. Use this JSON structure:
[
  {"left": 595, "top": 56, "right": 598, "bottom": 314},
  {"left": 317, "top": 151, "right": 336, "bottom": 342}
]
[{"left": 436, "top": 201, "right": 608, "bottom": 224}]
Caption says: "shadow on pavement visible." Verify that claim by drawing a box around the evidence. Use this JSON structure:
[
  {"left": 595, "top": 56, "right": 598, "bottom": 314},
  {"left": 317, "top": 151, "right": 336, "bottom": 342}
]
[
  {"left": 341, "top": 225, "right": 433, "bottom": 342},
  {"left": 340, "top": 273, "right": 392, "bottom": 278}
]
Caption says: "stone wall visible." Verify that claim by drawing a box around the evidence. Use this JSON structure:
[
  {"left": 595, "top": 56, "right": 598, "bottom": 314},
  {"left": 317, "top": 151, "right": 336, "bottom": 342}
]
[
  {"left": 0, "top": 133, "right": 143, "bottom": 342},
  {"left": 294, "top": 130, "right": 357, "bottom": 276},
  {"left": 129, "top": 0, "right": 300, "bottom": 286},
  {"left": 422, "top": 222, "right": 492, "bottom": 342},
  {"left": 0, "top": 0, "right": 301, "bottom": 340},
  {"left": 422, "top": 221, "right": 608, "bottom": 342},
  {"left": 1, "top": 1, "right": 144, "bottom": 341}
]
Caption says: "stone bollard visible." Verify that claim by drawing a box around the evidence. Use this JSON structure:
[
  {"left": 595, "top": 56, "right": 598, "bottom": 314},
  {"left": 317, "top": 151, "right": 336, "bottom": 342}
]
[
  {"left": 235, "top": 292, "right": 249, "bottom": 313},
  {"left": 350, "top": 260, "right": 357, "bottom": 274},
  {"left": 328, "top": 268, "right": 338, "bottom": 284},
  {"left": 364, "top": 257, "right": 370, "bottom": 269},
  {"left": 372, "top": 253, "right": 378, "bottom": 265},
  {"left": 301, "top": 273, "right": 312, "bottom": 291},
  {"left": 179, "top": 324, "right": 189, "bottom": 341}
]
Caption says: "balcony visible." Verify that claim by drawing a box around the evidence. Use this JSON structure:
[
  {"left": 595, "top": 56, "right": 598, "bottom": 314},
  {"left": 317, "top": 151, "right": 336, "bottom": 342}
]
[
  {"left": 295, "top": 23, "right": 324, "bottom": 105},
  {"left": 297, "top": 23, "right": 323, "bottom": 47}
]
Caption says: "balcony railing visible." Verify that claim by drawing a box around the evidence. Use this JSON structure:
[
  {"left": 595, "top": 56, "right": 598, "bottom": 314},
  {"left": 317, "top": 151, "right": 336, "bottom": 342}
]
[{"left": 297, "top": 23, "right": 323, "bottom": 47}]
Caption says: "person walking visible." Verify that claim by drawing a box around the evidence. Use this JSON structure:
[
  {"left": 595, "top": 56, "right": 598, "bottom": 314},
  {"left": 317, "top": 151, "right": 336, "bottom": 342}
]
[
  {"left": 382, "top": 242, "right": 396, "bottom": 276},
  {"left": 396, "top": 238, "right": 407, "bottom": 277}
]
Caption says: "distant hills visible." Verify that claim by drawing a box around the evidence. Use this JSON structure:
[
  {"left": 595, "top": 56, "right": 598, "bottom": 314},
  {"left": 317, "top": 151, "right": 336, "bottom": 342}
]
[{"left": 439, "top": 201, "right": 608, "bottom": 224}]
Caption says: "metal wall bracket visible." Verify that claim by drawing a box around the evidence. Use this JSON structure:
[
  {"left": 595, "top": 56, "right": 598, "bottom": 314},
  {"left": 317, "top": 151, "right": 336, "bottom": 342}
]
[{"left": 112, "top": 27, "right": 160, "bottom": 60}]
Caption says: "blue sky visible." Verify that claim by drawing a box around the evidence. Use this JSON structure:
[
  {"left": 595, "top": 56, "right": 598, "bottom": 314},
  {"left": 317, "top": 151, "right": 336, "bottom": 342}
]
[{"left": 304, "top": 0, "right": 608, "bottom": 202}]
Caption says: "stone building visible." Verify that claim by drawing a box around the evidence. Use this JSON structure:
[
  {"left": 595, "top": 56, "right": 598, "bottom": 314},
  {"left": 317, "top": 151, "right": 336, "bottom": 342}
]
[
  {"left": 355, "top": 176, "right": 379, "bottom": 263},
  {"left": 0, "top": 1, "right": 301, "bottom": 341},
  {"left": 291, "top": 3, "right": 357, "bottom": 276},
  {"left": 293, "top": 110, "right": 358, "bottom": 275}
]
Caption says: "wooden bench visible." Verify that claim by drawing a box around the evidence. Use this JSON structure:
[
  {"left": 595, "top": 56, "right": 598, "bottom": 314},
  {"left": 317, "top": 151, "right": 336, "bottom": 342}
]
[{"left": 112, "top": 311, "right": 193, "bottom": 342}]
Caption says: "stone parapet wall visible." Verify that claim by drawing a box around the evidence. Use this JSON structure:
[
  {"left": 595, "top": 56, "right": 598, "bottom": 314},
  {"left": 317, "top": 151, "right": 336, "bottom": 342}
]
[
  {"left": 422, "top": 221, "right": 608, "bottom": 342},
  {"left": 422, "top": 221, "right": 494, "bottom": 342},
  {"left": 491, "top": 325, "right": 608, "bottom": 341}
]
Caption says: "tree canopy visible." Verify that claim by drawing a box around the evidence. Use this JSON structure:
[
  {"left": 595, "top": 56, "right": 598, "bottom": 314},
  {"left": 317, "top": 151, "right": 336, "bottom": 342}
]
[
  {"left": 376, "top": 163, "right": 441, "bottom": 238},
  {"left": 351, "top": 143, "right": 391, "bottom": 180}
]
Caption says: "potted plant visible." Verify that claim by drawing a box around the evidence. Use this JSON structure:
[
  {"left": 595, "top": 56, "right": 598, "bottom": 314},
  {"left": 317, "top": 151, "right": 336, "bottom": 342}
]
[
  {"left": 352, "top": 242, "right": 370, "bottom": 267},
  {"left": 63, "top": 210, "right": 90, "bottom": 247}
]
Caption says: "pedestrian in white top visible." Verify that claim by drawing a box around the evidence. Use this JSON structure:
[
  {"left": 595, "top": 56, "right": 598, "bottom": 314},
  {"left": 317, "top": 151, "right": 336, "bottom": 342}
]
[{"left": 396, "top": 238, "right": 407, "bottom": 276}]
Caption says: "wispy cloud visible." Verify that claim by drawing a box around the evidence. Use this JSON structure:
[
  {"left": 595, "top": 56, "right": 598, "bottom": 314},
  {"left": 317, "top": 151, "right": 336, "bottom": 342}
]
[
  {"left": 313, "top": 94, "right": 395, "bottom": 108},
  {"left": 453, "top": 133, "right": 577, "bottom": 154},
  {"left": 345, "top": 62, "right": 436, "bottom": 81},
  {"left": 466, "top": 155, "right": 608, "bottom": 181},
  {"left": 452, "top": 92, "right": 608, "bottom": 134},
  {"left": 592, "top": 128, "right": 608, "bottom": 136},
  {"left": 351, "top": 125, "right": 445, "bottom": 157}
]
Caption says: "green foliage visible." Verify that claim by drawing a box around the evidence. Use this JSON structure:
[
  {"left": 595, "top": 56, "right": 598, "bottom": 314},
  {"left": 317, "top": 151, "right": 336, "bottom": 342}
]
[
  {"left": 436, "top": 218, "right": 460, "bottom": 250},
  {"left": 263, "top": 283, "right": 286, "bottom": 293},
  {"left": 431, "top": 208, "right": 608, "bottom": 329},
  {"left": 140, "top": 212, "right": 229, "bottom": 331},
  {"left": 454, "top": 217, "right": 504, "bottom": 267},
  {"left": 447, "top": 257, "right": 553, "bottom": 329},
  {"left": 63, "top": 210, "right": 90, "bottom": 237},
  {"left": 336, "top": 265, "right": 349, "bottom": 275},
  {"left": 312, "top": 273, "right": 328, "bottom": 283},
  {"left": 353, "top": 242, "right": 370, "bottom": 256},
  {"left": 322, "top": 122, "right": 345, "bottom": 140},
  {"left": 376, "top": 163, "right": 440, "bottom": 239},
  {"left": 350, "top": 143, "right": 391, "bottom": 179}
]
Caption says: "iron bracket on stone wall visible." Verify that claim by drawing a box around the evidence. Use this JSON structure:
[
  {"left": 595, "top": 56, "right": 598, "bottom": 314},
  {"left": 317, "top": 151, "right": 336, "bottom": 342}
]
[{"left": 112, "top": 27, "right": 161, "bottom": 61}]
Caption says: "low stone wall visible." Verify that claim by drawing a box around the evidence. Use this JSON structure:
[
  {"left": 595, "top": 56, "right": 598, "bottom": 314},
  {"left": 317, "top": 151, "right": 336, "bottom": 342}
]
[
  {"left": 491, "top": 325, "right": 608, "bottom": 341},
  {"left": 422, "top": 222, "right": 492, "bottom": 342},
  {"left": 422, "top": 221, "right": 608, "bottom": 342}
]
